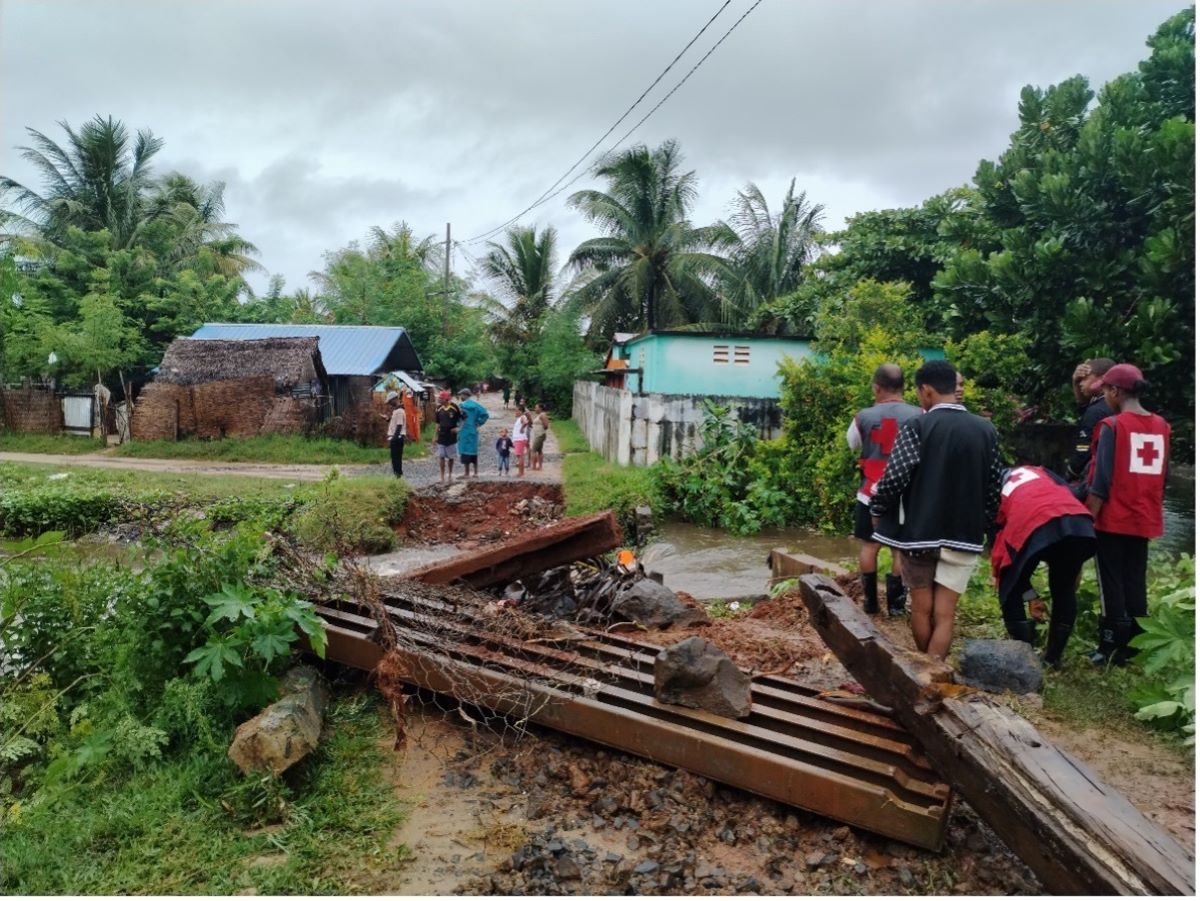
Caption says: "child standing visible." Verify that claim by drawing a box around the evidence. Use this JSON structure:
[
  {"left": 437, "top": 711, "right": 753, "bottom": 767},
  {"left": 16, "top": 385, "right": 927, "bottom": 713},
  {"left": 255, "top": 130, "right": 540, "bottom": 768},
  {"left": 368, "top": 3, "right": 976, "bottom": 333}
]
[{"left": 496, "top": 429, "right": 514, "bottom": 475}]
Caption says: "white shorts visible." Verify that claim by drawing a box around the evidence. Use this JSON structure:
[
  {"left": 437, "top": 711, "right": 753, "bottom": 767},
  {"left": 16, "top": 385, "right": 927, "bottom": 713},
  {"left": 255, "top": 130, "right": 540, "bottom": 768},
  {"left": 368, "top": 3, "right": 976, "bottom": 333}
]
[{"left": 935, "top": 548, "right": 979, "bottom": 594}]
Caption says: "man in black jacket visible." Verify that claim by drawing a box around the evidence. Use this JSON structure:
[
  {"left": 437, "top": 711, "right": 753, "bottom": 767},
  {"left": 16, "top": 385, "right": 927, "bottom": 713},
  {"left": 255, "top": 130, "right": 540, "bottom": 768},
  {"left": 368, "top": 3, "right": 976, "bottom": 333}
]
[
  {"left": 870, "top": 360, "right": 1004, "bottom": 660},
  {"left": 1065, "top": 357, "right": 1115, "bottom": 491}
]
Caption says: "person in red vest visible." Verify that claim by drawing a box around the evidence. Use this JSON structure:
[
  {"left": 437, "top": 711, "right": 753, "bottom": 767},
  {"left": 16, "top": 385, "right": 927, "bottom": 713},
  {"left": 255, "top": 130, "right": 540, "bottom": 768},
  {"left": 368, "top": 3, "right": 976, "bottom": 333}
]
[
  {"left": 991, "top": 466, "right": 1096, "bottom": 667},
  {"left": 1084, "top": 364, "right": 1170, "bottom": 665},
  {"left": 846, "top": 364, "right": 922, "bottom": 615}
]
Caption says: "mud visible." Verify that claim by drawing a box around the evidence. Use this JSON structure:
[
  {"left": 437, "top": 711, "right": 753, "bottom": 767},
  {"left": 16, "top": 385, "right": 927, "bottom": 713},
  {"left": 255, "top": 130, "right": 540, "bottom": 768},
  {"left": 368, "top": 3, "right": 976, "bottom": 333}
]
[{"left": 398, "top": 481, "right": 564, "bottom": 547}]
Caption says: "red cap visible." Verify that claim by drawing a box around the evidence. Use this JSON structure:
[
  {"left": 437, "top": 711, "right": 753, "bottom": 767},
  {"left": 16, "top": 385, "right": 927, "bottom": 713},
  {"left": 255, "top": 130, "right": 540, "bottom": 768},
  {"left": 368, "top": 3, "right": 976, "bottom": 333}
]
[
  {"left": 438, "top": 390, "right": 451, "bottom": 402},
  {"left": 1100, "top": 363, "right": 1144, "bottom": 390}
]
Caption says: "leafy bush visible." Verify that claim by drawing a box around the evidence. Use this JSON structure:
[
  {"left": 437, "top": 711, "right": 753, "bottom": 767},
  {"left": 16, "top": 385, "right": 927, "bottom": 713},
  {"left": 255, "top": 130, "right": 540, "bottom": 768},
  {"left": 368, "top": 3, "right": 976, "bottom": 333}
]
[
  {"left": 291, "top": 472, "right": 408, "bottom": 554},
  {"left": 0, "top": 483, "right": 151, "bottom": 537},
  {"left": 561, "top": 451, "right": 663, "bottom": 538},
  {"left": 1128, "top": 556, "right": 1195, "bottom": 744}
]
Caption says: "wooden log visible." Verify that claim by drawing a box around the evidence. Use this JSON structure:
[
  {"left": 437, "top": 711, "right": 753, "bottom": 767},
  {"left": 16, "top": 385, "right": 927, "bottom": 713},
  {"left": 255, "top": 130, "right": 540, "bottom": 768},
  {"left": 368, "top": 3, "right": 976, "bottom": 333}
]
[
  {"left": 228, "top": 665, "right": 329, "bottom": 776},
  {"left": 400, "top": 511, "right": 622, "bottom": 589},
  {"left": 768, "top": 548, "right": 850, "bottom": 583},
  {"left": 797, "top": 574, "right": 1194, "bottom": 896}
]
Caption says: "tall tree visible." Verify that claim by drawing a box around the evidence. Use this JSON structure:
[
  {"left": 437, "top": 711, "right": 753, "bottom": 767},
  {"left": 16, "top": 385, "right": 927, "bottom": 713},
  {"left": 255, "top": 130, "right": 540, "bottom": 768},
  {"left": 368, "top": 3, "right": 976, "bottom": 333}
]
[
  {"left": 712, "top": 179, "right": 825, "bottom": 326},
  {"left": 142, "top": 174, "right": 262, "bottom": 280},
  {"left": 0, "top": 115, "right": 163, "bottom": 250},
  {"left": 567, "top": 140, "right": 724, "bottom": 336},
  {"left": 483, "top": 225, "right": 557, "bottom": 344}
]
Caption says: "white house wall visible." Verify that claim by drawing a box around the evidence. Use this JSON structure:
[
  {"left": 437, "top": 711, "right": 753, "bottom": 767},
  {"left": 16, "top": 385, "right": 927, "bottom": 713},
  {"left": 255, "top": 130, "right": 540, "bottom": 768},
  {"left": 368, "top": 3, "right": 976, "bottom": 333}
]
[{"left": 574, "top": 380, "right": 783, "bottom": 467}]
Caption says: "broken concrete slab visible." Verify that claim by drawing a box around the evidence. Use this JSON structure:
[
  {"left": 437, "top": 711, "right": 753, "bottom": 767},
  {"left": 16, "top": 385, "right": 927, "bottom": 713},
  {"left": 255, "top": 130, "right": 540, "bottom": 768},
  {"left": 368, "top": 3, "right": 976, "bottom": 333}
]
[
  {"left": 958, "top": 639, "right": 1044, "bottom": 694},
  {"left": 612, "top": 578, "right": 708, "bottom": 628},
  {"left": 654, "top": 637, "right": 752, "bottom": 718},
  {"left": 400, "top": 511, "right": 622, "bottom": 589},
  {"left": 768, "top": 549, "right": 850, "bottom": 583},
  {"left": 229, "top": 665, "right": 329, "bottom": 776}
]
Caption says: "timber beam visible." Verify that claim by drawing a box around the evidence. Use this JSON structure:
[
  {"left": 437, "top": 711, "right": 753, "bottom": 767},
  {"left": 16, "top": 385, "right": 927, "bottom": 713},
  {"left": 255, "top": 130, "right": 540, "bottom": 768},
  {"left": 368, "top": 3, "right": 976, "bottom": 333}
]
[
  {"left": 797, "top": 573, "right": 1195, "bottom": 896},
  {"left": 399, "top": 511, "right": 622, "bottom": 589}
]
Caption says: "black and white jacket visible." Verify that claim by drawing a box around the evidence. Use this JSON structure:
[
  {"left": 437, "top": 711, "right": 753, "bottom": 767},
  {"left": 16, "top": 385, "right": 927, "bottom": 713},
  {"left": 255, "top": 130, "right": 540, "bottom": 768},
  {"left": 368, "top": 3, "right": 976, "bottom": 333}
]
[{"left": 868, "top": 404, "right": 1004, "bottom": 554}]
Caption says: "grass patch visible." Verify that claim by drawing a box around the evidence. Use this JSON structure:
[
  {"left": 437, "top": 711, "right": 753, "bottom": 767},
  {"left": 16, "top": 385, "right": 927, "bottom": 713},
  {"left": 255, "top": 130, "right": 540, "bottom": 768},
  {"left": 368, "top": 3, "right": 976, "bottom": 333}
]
[
  {"left": 0, "top": 432, "right": 107, "bottom": 455},
  {"left": 116, "top": 433, "right": 391, "bottom": 465},
  {"left": 552, "top": 417, "right": 591, "bottom": 454},
  {"left": 0, "top": 693, "right": 406, "bottom": 894},
  {"left": 562, "top": 449, "right": 663, "bottom": 537},
  {"left": 293, "top": 474, "right": 409, "bottom": 554}
]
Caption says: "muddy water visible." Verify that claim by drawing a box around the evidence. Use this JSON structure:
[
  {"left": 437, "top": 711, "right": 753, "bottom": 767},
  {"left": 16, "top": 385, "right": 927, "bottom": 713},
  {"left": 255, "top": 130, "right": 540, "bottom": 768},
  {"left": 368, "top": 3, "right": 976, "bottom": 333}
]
[
  {"left": 642, "top": 521, "right": 858, "bottom": 601},
  {"left": 1160, "top": 469, "right": 1194, "bottom": 558}
]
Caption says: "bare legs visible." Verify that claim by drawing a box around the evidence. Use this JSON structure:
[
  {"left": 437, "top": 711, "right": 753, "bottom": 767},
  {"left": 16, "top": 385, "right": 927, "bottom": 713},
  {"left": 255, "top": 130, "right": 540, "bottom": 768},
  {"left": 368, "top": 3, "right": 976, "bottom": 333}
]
[{"left": 909, "top": 584, "right": 960, "bottom": 660}]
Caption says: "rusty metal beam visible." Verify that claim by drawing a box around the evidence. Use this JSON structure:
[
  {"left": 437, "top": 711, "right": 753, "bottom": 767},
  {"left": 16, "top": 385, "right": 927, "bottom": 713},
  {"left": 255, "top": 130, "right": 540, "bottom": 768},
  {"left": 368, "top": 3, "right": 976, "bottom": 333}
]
[
  {"left": 797, "top": 573, "right": 1195, "bottom": 896},
  {"left": 312, "top": 586, "right": 952, "bottom": 850},
  {"left": 399, "top": 511, "right": 622, "bottom": 589}
]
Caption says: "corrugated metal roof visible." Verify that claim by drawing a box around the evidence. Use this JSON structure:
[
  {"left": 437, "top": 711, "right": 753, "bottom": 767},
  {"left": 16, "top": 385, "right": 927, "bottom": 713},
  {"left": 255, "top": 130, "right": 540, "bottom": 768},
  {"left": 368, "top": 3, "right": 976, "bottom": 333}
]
[{"left": 189, "top": 323, "right": 420, "bottom": 376}]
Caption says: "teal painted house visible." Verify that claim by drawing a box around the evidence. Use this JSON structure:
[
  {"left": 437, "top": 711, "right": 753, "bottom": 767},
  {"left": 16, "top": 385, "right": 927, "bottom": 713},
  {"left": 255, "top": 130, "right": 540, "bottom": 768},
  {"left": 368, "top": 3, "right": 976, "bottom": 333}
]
[{"left": 603, "top": 332, "right": 815, "bottom": 399}]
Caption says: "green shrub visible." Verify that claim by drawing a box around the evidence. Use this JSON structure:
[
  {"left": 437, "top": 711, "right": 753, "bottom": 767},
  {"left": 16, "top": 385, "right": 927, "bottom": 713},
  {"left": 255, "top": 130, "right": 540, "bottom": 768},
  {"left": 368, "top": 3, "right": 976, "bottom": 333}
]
[
  {"left": 562, "top": 451, "right": 662, "bottom": 538},
  {"left": 292, "top": 472, "right": 408, "bottom": 554},
  {"left": 1128, "top": 556, "right": 1195, "bottom": 744}
]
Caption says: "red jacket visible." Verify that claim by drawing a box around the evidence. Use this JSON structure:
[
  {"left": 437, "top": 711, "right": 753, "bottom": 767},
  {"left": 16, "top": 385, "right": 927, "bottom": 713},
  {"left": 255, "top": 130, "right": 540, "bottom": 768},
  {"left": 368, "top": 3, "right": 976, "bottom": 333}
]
[
  {"left": 991, "top": 466, "right": 1091, "bottom": 586},
  {"left": 1089, "top": 411, "right": 1170, "bottom": 538}
]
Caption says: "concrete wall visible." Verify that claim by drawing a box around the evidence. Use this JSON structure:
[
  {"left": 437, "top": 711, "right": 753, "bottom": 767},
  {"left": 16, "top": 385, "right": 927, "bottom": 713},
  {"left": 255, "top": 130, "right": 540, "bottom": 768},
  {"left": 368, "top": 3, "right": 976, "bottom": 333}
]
[{"left": 574, "top": 380, "right": 783, "bottom": 466}]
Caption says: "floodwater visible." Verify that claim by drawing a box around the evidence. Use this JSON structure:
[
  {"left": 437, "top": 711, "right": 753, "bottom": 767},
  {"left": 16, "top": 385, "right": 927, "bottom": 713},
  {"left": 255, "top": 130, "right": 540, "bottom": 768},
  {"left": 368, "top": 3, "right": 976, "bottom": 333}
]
[
  {"left": 645, "top": 469, "right": 1194, "bottom": 602},
  {"left": 642, "top": 522, "right": 858, "bottom": 602}
]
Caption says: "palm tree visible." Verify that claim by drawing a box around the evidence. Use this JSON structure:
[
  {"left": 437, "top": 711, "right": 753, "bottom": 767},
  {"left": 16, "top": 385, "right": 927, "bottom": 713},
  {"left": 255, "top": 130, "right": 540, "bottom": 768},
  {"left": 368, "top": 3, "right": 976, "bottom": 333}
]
[
  {"left": 146, "top": 173, "right": 262, "bottom": 279},
  {"left": 712, "top": 179, "right": 825, "bottom": 326},
  {"left": 482, "top": 225, "right": 557, "bottom": 344},
  {"left": 0, "top": 115, "right": 163, "bottom": 250},
  {"left": 566, "top": 140, "right": 724, "bottom": 336}
]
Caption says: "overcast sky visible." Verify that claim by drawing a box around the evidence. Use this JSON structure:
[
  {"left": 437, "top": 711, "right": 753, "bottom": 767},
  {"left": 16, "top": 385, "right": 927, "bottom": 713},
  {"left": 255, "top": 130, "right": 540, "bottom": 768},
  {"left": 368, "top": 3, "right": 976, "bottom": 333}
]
[{"left": 0, "top": 0, "right": 1186, "bottom": 296}]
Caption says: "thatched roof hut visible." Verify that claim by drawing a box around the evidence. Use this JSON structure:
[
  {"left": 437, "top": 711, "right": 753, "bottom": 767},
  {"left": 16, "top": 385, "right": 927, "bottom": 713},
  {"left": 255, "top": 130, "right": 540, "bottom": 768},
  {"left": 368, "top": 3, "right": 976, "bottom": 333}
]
[{"left": 155, "top": 337, "right": 328, "bottom": 389}]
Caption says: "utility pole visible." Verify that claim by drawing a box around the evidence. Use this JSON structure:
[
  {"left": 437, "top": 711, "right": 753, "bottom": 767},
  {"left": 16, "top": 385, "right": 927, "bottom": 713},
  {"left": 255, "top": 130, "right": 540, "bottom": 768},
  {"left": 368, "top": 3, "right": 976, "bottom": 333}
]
[{"left": 442, "top": 222, "right": 451, "bottom": 337}]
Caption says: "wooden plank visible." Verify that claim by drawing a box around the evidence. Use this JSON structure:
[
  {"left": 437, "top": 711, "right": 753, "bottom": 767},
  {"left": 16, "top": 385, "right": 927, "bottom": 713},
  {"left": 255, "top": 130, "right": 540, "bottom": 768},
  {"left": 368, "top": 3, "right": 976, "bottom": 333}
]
[
  {"left": 797, "top": 573, "right": 1195, "bottom": 896},
  {"left": 399, "top": 511, "right": 622, "bottom": 588}
]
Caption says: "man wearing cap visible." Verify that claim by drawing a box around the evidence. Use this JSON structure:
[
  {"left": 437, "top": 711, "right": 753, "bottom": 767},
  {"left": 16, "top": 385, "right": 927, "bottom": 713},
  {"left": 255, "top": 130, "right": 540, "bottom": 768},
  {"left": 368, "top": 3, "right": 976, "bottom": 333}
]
[
  {"left": 1084, "top": 363, "right": 1170, "bottom": 665},
  {"left": 456, "top": 388, "right": 490, "bottom": 479},
  {"left": 869, "top": 360, "right": 1005, "bottom": 661},
  {"left": 383, "top": 392, "right": 407, "bottom": 478},
  {"left": 434, "top": 390, "right": 462, "bottom": 482},
  {"left": 847, "top": 363, "right": 922, "bottom": 615},
  {"left": 1065, "top": 357, "right": 1116, "bottom": 491}
]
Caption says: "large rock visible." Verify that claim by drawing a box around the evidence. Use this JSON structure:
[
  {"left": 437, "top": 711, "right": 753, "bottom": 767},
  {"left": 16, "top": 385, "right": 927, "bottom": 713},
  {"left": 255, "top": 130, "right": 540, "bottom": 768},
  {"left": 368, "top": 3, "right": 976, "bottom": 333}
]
[
  {"left": 612, "top": 578, "right": 706, "bottom": 628},
  {"left": 654, "top": 637, "right": 752, "bottom": 719},
  {"left": 958, "top": 639, "right": 1044, "bottom": 694},
  {"left": 229, "top": 665, "right": 330, "bottom": 776}
]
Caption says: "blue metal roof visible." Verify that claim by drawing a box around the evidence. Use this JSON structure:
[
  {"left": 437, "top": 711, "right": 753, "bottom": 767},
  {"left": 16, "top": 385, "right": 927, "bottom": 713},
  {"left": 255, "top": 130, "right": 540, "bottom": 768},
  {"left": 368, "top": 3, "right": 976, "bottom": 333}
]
[{"left": 189, "top": 323, "right": 421, "bottom": 376}]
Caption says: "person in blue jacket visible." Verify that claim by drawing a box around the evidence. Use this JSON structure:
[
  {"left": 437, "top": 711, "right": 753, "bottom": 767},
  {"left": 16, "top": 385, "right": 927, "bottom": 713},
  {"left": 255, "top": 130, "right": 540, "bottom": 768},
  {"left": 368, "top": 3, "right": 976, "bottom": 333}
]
[{"left": 456, "top": 388, "right": 490, "bottom": 479}]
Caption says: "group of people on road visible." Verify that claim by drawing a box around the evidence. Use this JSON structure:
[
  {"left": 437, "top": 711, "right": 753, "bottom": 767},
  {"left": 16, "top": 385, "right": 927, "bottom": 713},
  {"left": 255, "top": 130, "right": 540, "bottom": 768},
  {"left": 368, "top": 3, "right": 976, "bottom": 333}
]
[
  {"left": 849, "top": 357, "right": 1170, "bottom": 669},
  {"left": 384, "top": 387, "right": 552, "bottom": 482}
]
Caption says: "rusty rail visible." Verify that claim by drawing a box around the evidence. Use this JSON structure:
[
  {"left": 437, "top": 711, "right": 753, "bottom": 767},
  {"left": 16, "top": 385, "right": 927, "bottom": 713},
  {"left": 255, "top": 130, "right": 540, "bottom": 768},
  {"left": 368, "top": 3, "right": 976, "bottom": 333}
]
[{"left": 313, "top": 586, "right": 952, "bottom": 849}]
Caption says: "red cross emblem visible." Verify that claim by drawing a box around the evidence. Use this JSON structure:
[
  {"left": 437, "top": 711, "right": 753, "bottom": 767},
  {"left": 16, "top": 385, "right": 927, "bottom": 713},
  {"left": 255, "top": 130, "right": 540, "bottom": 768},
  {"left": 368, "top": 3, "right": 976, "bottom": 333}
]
[{"left": 1129, "top": 433, "right": 1165, "bottom": 475}]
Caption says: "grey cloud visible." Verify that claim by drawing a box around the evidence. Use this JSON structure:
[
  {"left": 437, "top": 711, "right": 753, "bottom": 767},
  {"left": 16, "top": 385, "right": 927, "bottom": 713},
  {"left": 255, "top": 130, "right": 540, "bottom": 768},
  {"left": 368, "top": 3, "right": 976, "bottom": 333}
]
[{"left": 0, "top": 0, "right": 1185, "bottom": 294}]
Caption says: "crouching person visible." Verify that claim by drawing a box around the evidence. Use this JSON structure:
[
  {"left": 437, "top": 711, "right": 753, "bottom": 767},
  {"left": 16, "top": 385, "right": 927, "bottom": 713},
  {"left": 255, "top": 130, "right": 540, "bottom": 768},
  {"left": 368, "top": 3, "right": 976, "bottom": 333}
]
[{"left": 991, "top": 466, "right": 1096, "bottom": 667}]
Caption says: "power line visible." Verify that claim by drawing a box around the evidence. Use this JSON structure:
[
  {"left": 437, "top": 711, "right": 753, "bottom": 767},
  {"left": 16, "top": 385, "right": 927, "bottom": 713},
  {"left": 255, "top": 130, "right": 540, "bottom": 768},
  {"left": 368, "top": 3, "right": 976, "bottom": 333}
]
[
  {"left": 463, "top": 0, "right": 735, "bottom": 245},
  {"left": 470, "top": 0, "right": 767, "bottom": 245}
]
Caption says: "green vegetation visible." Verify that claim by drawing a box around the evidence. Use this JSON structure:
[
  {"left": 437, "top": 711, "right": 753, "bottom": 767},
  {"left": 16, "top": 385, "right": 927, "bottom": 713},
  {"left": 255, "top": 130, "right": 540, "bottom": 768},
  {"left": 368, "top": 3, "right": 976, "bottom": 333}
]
[
  {"left": 557, "top": 424, "right": 661, "bottom": 537},
  {"left": 0, "top": 433, "right": 107, "bottom": 455},
  {"left": 954, "top": 552, "right": 1195, "bottom": 744},
  {"left": 2, "top": 693, "right": 405, "bottom": 894},
  {"left": 116, "top": 433, "right": 393, "bottom": 465},
  {"left": 0, "top": 463, "right": 407, "bottom": 552}
]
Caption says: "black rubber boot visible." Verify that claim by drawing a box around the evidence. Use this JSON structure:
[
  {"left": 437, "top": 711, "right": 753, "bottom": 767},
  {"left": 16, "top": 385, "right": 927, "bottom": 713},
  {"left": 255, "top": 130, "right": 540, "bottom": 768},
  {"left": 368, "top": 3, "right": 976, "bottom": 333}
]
[
  {"left": 860, "top": 572, "right": 879, "bottom": 614},
  {"left": 1088, "top": 617, "right": 1122, "bottom": 666},
  {"left": 885, "top": 574, "right": 907, "bottom": 616},
  {"left": 1112, "top": 618, "right": 1137, "bottom": 666},
  {"left": 1042, "top": 622, "right": 1073, "bottom": 669},
  {"left": 1005, "top": 619, "right": 1036, "bottom": 645}
]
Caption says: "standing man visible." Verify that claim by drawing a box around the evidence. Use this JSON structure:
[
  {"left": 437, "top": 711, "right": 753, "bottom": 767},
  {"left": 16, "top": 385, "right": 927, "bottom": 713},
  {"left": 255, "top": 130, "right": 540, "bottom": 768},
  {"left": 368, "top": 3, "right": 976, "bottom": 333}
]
[
  {"left": 457, "top": 387, "right": 490, "bottom": 479},
  {"left": 870, "top": 361, "right": 1004, "bottom": 661},
  {"left": 1066, "top": 358, "right": 1115, "bottom": 489},
  {"left": 434, "top": 390, "right": 462, "bottom": 483},
  {"left": 847, "top": 364, "right": 922, "bottom": 615},
  {"left": 384, "top": 392, "right": 407, "bottom": 478},
  {"left": 1084, "top": 364, "right": 1170, "bottom": 665}
]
